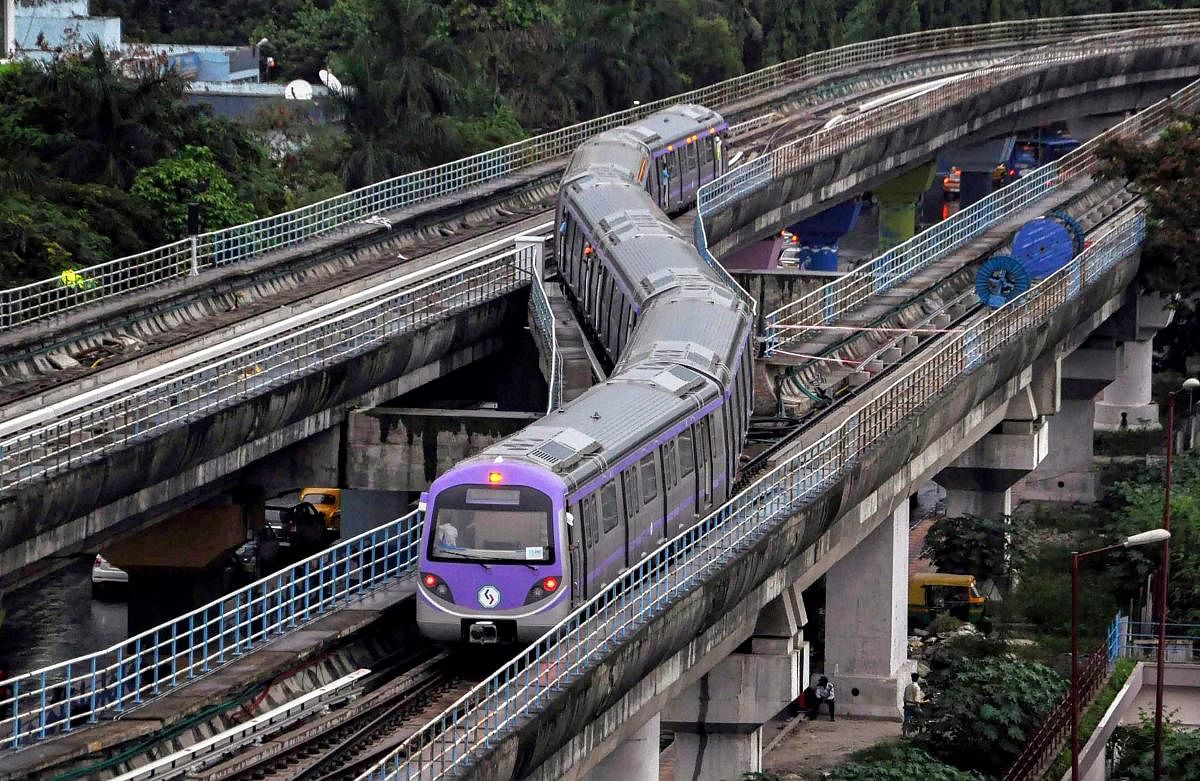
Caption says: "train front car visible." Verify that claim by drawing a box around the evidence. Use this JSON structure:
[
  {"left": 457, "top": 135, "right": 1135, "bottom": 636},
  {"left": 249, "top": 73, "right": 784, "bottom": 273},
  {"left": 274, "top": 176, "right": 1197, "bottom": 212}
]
[{"left": 416, "top": 459, "right": 571, "bottom": 645}]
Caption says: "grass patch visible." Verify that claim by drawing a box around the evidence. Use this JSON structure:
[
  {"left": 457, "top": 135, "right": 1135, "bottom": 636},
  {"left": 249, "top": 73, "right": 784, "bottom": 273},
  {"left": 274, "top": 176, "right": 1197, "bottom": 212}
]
[
  {"left": 1095, "top": 429, "right": 1164, "bottom": 457},
  {"left": 1041, "top": 657, "right": 1136, "bottom": 780}
]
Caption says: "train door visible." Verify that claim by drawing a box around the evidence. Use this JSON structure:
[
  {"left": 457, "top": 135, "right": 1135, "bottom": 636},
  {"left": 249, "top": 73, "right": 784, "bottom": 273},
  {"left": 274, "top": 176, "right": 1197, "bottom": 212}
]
[
  {"left": 677, "top": 429, "right": 697, "bottom": 527},
  {"left": 661, "top": 440, "right": 680, "bottom": 538},
  {"left": 670, "top": 148, "right": 683, "bottom": 208},
  {"left": 621, "top": 466, "right": 640, "bottom": 566},
  {"left": 568, "top": 500, "right": 587, "bottom": 603},
  {"left": 656, "top": 156, "right": 670, "bottom": 211},
  {"left": 696, "top": 417, "right": 714, "bottom": 511},
  {"left": 606, "top": 284, "right": 623, "bottom": 357},
  {"left": 599, "top": 482, "right": 623, "bottom": 582},
  {"left": 637, "top": 453, "right": 661, "bottom": 556}
]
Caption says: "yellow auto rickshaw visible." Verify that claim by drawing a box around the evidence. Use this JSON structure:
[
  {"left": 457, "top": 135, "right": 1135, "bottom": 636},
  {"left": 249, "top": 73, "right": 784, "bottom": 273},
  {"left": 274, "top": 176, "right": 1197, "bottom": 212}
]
[{"left": 908, "top": 572, "right": 988, "bottom": 630}]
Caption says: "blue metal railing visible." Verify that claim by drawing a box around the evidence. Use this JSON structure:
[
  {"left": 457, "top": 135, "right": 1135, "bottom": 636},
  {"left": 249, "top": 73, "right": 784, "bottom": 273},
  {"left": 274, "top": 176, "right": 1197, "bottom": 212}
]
[{"left": 0, "top": 513, "right": 422, "bottom": 750}]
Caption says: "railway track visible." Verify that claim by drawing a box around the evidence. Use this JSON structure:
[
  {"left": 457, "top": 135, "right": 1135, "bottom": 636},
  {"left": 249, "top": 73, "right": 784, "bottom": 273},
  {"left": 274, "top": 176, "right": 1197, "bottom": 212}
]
[
  {"left": 189, "top": 650, "right": 476, "bottom": 781},
  {"left": 733, "top": 185, "right": 1141, "bottom": 491}
]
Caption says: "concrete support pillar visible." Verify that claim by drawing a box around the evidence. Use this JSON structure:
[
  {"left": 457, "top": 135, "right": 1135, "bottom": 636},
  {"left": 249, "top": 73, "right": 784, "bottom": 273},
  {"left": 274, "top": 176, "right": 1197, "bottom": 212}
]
[
  {"left": 935, "top": 390, "right": 1050, "bottom": 518},
  {"left": 1018, "top": 341, "right": 1119, "bottom": 503},
  {"left": 789, "top": 199, "right": 862, "bottom": 271},
  {"left": 823, "top": 501, "right": 911, "bottom": 718},
  {"left": 583, "top": 714, "right": 660, "bottom": 781},
  {"left": 664, "top": 584, "right": 806, "bottom": 780},
  {"left": 2, "top": 0, "right": 14, "bottom": 58},
  {"left": 1095, "top": 338, "right": 1159, "bottom": 430},
  {"left": 876, "top": 163, "right": 937, "bottom": 251}
]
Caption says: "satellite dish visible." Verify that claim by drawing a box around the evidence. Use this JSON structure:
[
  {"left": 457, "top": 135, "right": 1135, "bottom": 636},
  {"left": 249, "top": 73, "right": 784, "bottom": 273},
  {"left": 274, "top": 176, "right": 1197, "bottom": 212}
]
[
  {"left": 284, "top": 79, "right": 313, "bottom": 101},
  {"left": 318, "top": 69, "right": 343, "bottom": 94}
]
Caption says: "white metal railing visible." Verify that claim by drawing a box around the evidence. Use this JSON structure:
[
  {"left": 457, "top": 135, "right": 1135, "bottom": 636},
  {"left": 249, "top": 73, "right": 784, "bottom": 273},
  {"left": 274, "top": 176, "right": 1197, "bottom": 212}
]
[
  {"left": 529, "top": 275, "right": 563, "bottom": 413},
  {"left": 0, "top": 234, "right": 551, "bottom": 496},
  {"left": 730, "top": 43, "right": 1200, "bottom": 354},
  {"left": 0, "top": 516, "right": 421, "bottom": 750},
  {"left": 357, "top": 203, "right": 1147, "bottom": 780},
  {"left": 2, "top": 10, "right": 1196, "bottom": 330},
  {"left": 110, "top": 669, "right": 370, "bottom": 781}
]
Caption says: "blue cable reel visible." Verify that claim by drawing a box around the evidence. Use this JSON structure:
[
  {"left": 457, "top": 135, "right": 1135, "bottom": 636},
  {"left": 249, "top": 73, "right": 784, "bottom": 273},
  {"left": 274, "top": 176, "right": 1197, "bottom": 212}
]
[
  {"left": 1012, "top": 216, "right": 1077, "bottom": 279},
  {"left": 1047, "top": 209, "right": 1086, "bottom": 255},
  {"left": 975, "top": 254, "right": 1031, "bottom": 309}
]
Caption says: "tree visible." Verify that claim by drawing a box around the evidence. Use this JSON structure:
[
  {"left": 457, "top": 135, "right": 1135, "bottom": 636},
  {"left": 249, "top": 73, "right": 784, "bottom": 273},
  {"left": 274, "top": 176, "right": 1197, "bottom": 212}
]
[
  {"left": 921, "top": 513, "right": 1032, "bottom": 588},
  {"left": 1099, "top": 113, "right": 1200, "bottom": 370},
  {"left": 130, "top": 146, "right": 255, "bottom": 238},
  {"left": 1111, "top": 718, "right": 1200, "bottom": 780},
  {"left": 921, "top": 656, "right": 1066, "bottom": 773},
  {"left": 827, "top": 744, "right": 985, "bottom": 780}
]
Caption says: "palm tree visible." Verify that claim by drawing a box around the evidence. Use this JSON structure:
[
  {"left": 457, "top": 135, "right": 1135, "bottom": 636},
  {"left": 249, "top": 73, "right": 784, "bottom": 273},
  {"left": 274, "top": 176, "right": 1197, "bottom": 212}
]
[
  {"left": 333, "top": 0, "right": 468, "bottom": 188},
  {"left": 40, "top": 40, "right": 183, "bottom": 189}
]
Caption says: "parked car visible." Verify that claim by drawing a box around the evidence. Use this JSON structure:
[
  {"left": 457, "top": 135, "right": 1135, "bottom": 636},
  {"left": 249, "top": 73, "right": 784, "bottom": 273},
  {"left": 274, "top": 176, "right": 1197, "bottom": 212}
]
[{"left": 91, "top": 554, "right": 128, "bottom": 596}]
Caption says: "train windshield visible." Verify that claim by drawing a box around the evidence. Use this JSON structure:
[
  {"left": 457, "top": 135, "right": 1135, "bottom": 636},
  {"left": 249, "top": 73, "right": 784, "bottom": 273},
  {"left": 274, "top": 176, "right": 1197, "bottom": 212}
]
[{"left": 428, "top": 485, "right": 555, "bottom": 564}]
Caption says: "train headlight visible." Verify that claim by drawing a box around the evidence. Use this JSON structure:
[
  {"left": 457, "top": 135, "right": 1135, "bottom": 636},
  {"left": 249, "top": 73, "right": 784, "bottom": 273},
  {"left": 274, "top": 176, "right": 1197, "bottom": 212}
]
[
  {"left": 524, "top": 576, "right": 562, "bottom": 605},
  {"left": 421, "top": 573, "right": 453, "bottom": 601}
]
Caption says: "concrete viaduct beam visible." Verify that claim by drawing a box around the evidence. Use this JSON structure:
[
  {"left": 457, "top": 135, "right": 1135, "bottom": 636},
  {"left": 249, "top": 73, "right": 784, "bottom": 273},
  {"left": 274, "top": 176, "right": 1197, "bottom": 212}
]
[
  {"left": 0, "top": 294, "right": 525, "bottom": 585},
  {"left": 472, "top": 249, "right": 1143, "bottom": 781},
  {"left": 703, "top": 42, "right": 1200, "bottom": 258}
]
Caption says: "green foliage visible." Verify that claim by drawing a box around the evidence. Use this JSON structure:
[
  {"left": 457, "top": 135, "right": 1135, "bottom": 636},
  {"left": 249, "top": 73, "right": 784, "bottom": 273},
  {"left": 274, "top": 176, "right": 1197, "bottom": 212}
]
[
  {"left": 828, "top": 743, "right": 984, "bottom": 780},
  {"left": 1043, "top": 657, "right": 1135, "bottom": 780},
  {"left": 1098, "top": 111, "right": 1200, "bottom": 370},
  {"left": 921, "top": 656, "right": 1066, "bottom": 773},
  {"left": 131, "top": 146, "right": 256, "bottom": 239},
  {"left": 922, "top": 513, "right": 1032, "bottom": 587},
  {"left": 0, "top": 48, "right": 278, "bottom": 283},
  {"left": 926, "top": 613, "right": 965, "bottom": 635},
  {"left": 1110, "top": 717, "right": 1200, "bottom": 780}
]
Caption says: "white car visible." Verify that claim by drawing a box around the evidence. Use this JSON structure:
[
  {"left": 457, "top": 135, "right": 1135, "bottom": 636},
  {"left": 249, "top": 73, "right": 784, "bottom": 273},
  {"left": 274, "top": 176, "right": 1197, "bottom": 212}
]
[{"left": 91, "top": 554, "right": 128, "bottom": 595}]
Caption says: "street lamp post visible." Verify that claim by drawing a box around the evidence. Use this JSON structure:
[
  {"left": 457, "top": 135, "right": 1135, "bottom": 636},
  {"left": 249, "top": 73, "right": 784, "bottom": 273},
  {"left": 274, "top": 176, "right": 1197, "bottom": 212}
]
[
  {"left": 1071, "top": 529, "right": 1171, "bottom": 781},
  {"left": 1152, "top": 377, "right": 1199, "bottom": 780}
]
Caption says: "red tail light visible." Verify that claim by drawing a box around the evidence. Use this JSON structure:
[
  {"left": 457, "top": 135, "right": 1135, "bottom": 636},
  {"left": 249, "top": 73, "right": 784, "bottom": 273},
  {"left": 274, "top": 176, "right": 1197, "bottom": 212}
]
[
  {"left": 423, "top": 574, "right": 439, "bottom": 589},
  {"left": 542, "top": 576, "right": 559, "bottom": 592}
]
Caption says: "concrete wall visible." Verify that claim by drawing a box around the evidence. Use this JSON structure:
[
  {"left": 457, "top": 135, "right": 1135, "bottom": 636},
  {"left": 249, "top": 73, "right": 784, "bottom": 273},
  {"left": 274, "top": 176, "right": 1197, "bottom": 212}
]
[
  {"left": 704, "top": 43, "right": 1200, "bottom": 258},
  {"left": 346, "top": 407, "right": 539, "bottom": 492},
  {"left": 1069, "top": 662, "right": 1200, "bottom": 781},
  {"left": 464, "top": 238, "right": 1141, "bottom": 778},
  {"left": 0, "top": 295, "right": 525, "bottom": 585}
]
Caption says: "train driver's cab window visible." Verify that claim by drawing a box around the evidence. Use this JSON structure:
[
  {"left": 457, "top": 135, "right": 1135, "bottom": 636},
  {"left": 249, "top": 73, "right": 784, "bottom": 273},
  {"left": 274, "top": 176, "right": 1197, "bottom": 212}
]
[{"left": 429, "top": 485, "right": 554, "bottom": 563}]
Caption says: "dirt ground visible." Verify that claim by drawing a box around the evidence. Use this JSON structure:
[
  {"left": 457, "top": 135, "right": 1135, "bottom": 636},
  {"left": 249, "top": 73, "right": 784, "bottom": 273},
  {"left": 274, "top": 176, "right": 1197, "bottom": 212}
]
[
  {"left": 762, "top": 716, "right": 903, "bottom": 779},
  {"left": 658, "top": 715, "right": 902, "bottom": 780}
]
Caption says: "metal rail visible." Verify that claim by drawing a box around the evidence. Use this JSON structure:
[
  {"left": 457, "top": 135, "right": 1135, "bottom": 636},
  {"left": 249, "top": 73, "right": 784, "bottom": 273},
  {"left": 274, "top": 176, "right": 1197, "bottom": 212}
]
[
  {"left": 0, "top": 516, "right": 421, "bottom": 750},
  {"left": 0, "top": 231, "right": 551, "bottom": 496},
  {"left": 703, "top": 30, "right": 1200, "bottom": 355},
  {"left": 109, "top": 669, "right": 371, "bottom": 781},
  {"left": 2, "top": 10, "right": 1196, "bottom": 330},
  {"left": 356, "top": 206, "right": 1147, "bottom": 780}
]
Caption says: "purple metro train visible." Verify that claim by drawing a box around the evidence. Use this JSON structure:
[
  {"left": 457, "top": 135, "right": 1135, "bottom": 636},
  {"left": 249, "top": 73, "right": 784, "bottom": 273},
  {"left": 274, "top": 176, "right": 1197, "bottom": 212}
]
[{"left": 416, "top": 105, "right": 752, "bottom": 644}]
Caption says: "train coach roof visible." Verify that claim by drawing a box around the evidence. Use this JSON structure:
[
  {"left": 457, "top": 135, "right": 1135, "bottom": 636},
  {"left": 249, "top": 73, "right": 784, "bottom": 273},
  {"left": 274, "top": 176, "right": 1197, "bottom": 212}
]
[
  {"left": 616, "top": 295, "right": 750, "bottom": 386},
  {"left": 470, "top": 367, "right": 719, "bottom": 487},
  {"left": 568, "top": 130, "right": 648, "bottom": 183},
  {"left": 624, "top": 104, "right": 725, "bottom": 148}
]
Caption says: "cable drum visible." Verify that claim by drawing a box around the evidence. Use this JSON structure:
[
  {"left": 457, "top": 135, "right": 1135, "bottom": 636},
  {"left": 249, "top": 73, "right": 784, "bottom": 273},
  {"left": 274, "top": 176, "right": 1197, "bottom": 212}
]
[
  {"left": 1012, "top": 215, "right": 1078, "bottom": 278},
  {"left": 975, "top": 255, "right": 1031, "bottom": 309}
]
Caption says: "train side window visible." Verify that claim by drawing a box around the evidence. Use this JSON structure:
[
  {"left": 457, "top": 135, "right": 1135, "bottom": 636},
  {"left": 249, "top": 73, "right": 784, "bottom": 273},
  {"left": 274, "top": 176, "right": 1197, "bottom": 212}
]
[
  {"left": 663, "top": 441, "right": 678, "bottom": 487},
  {"left": 639, "top": 455, "right": 658, "bottom": 504},
  {"left": 679, "top": 429, "right": 695, "bottom": 476},
  {"left": 582, "top": 495, "right": 599, "bottom": 546},
  {"left": 601, "top": 484, "right": 619, "bottom": 533},
  {"left": 622, "top": 467, "right": 640, "bottom": 518}
]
